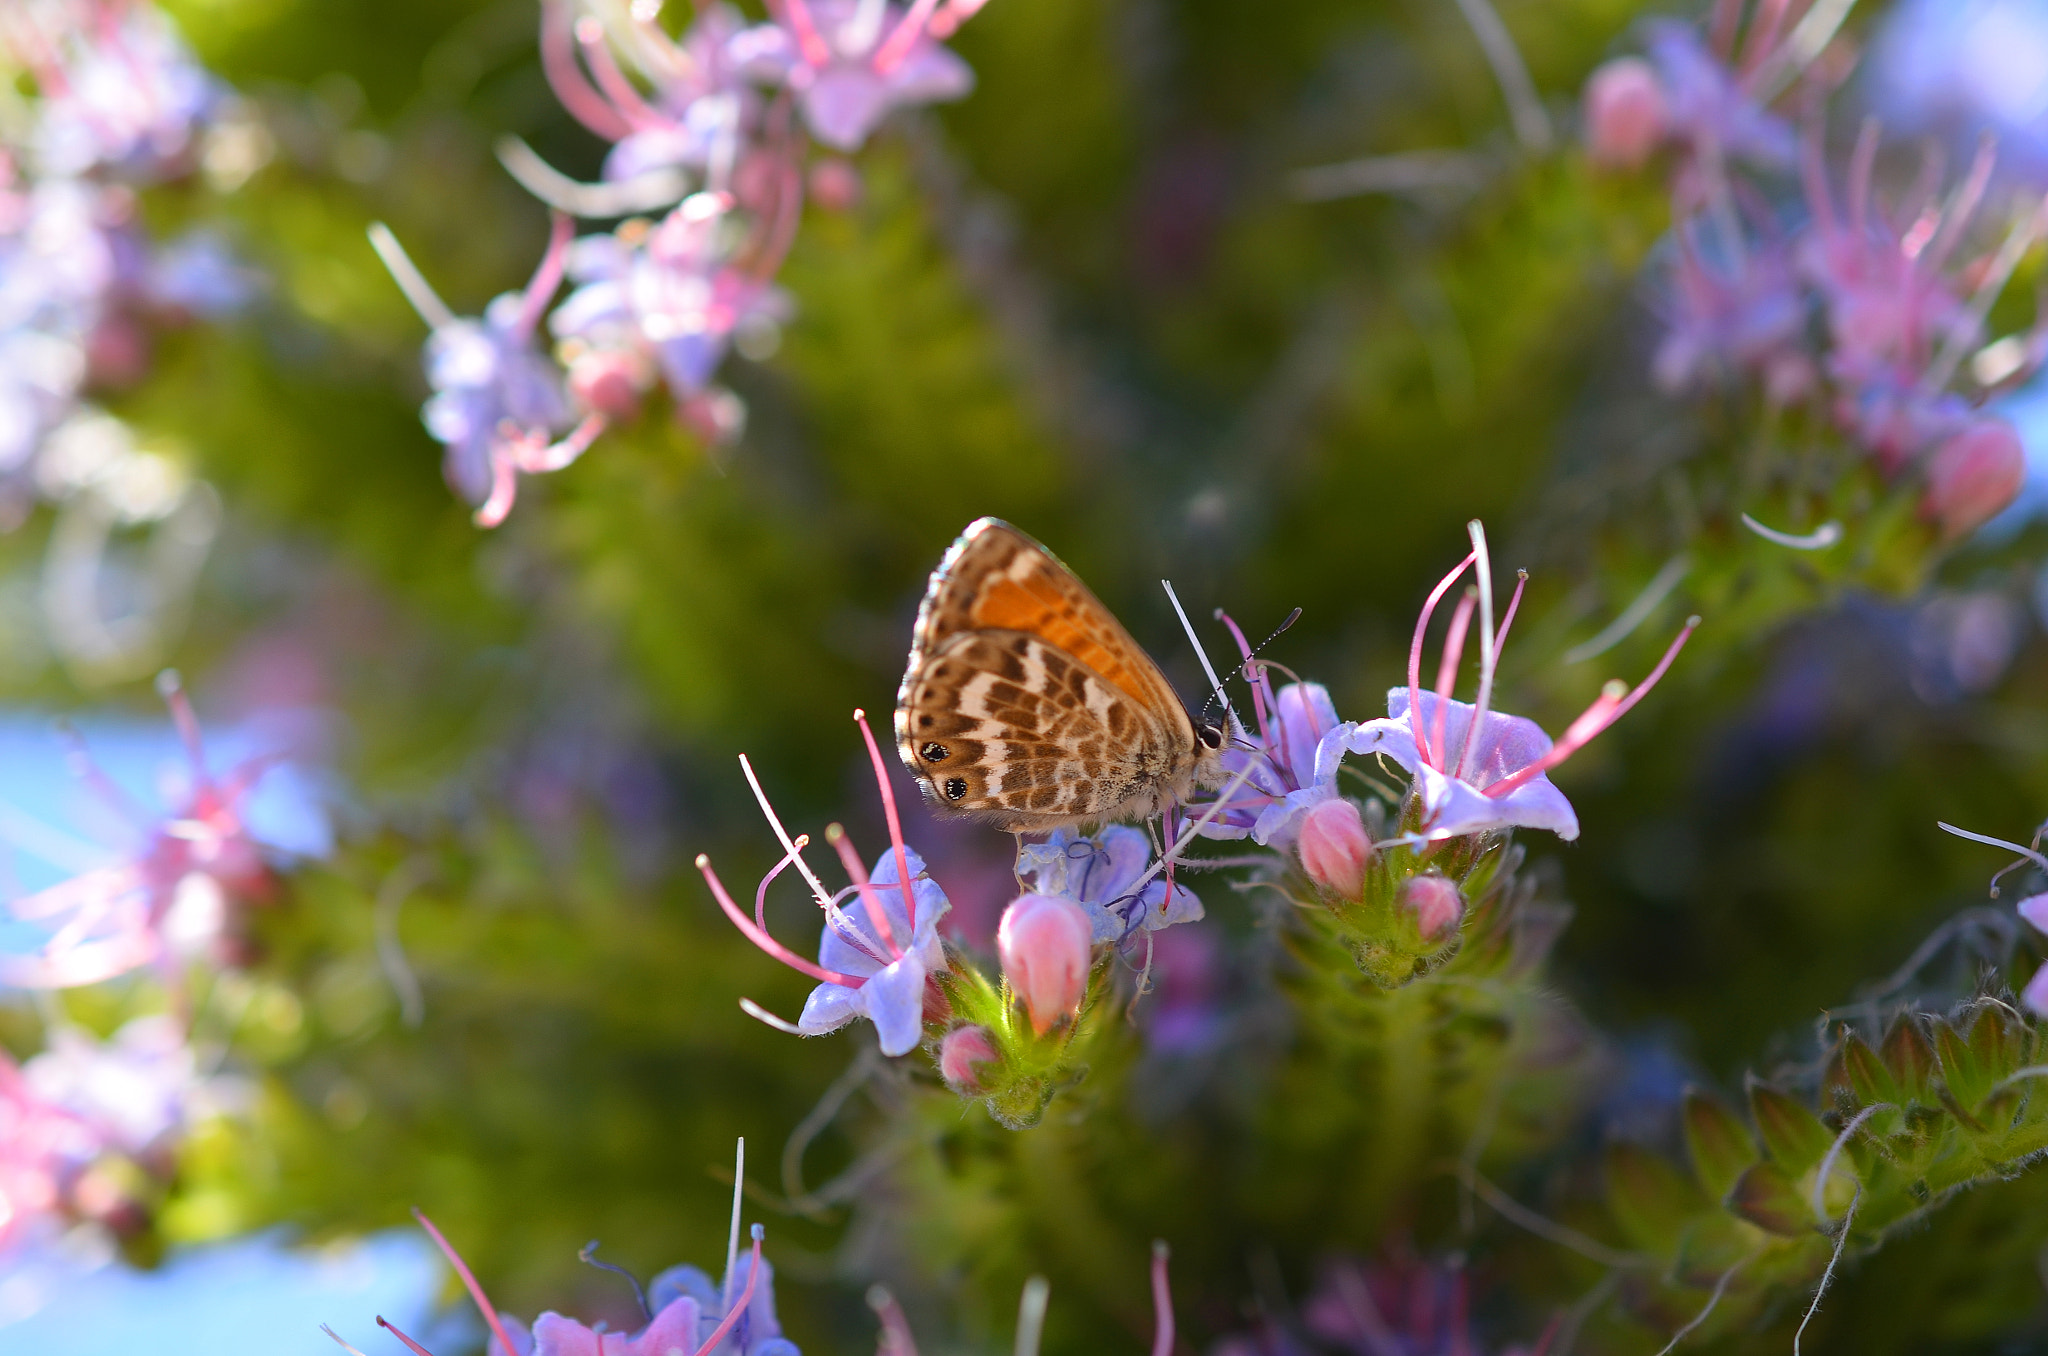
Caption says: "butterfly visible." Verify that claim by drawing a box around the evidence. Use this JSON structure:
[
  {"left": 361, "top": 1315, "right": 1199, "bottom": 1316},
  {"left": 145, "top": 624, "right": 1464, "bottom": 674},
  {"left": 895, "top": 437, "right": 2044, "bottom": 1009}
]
[{"left": 894, "top": 518, "right": 1226, "bottom": 832}]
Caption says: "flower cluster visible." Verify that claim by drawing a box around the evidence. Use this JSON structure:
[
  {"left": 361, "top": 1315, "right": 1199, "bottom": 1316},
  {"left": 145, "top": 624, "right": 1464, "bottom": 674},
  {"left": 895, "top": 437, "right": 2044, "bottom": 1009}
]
[
  {"left": 0, "top": 1, "right": 253, "bottom": 526},
  {"left": 0, "top": 1014, "right": 225, "bottom": 1258},
  {"left": 1216, "top": 1251, "right": 1558, "bottom": 1356},
  {"left": 705, "top": 521, "right": 1688, "bottom": 1110},
  {"left": 375, "top": 0, "right": 993, "bottom": 527},
  {"left": 1583, "top": 0, "right": 2045, "bottom": 538},
  {"left": 328, "top": 1204, "right": 794, "bottom": 1356},
  {"left": 1, "top": 671, "right": 282, "bottom": 993}
]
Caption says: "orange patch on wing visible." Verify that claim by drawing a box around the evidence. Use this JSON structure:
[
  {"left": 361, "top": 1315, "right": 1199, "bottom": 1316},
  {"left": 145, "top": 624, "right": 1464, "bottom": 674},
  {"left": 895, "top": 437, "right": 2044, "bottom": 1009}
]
[{"left": 973, "top": 578, "right": 1154, "bottom": 706}]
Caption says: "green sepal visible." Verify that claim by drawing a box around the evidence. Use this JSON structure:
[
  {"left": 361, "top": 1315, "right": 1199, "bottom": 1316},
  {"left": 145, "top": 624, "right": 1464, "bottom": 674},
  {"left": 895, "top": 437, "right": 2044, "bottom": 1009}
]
[
  {"left": 1605, "top": 1140, "right": 1708, "bottom": 1252},
  {"left": 1748, "top": 1079, "right": 1833, "bottom": 1174},
  {"left": 1725, "top": 1160, "right": 1809, "bottom": 1236},
  {"left": 1683, "top": 1088, "right": 1758, "bottom": 1200},
  {"left": 1880, "top": 1015, "right": 1939, "bottom": 1101}
]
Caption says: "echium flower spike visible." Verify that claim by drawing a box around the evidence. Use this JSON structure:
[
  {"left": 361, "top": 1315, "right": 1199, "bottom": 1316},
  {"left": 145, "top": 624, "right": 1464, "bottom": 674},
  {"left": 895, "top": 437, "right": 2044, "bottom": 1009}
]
[{"left": 1349, "top": 522, "right": 1696, "bottom": 841}]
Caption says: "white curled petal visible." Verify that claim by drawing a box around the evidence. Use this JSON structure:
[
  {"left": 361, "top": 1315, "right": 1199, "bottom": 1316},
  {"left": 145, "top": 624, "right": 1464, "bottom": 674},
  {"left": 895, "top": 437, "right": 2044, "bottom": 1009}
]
[{"left": 796, "top": 981, "right": 863, "bottom": 1036}]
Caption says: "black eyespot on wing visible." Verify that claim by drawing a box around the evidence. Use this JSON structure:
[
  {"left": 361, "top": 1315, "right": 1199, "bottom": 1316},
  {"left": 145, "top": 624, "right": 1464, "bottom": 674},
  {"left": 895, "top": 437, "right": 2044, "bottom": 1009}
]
[
  {"left": 921, "top": 742, "right": 948, "bottom": 762},
  {"left": 945, "top": 777, "right": 968, "bottom": 801},
  {"left": 1197, "top": 723, "right": 1224, "bottom": 750}
]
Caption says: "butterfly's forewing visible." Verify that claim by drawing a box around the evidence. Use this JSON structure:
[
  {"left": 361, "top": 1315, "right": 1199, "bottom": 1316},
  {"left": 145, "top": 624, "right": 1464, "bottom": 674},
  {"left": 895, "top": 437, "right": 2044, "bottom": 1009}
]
[{"left": 895, "top": 519, "right": 1206, "bottom": 831}]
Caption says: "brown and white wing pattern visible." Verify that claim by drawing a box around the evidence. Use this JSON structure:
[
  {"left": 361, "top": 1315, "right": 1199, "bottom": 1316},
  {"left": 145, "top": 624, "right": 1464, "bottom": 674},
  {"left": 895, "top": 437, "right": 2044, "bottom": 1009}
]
[
  {"left": 894, "top": 518, "right": 1218, "bottom": 831},
  {"left": 898, "top": 629, "right": 1195, "bottom": 831}
]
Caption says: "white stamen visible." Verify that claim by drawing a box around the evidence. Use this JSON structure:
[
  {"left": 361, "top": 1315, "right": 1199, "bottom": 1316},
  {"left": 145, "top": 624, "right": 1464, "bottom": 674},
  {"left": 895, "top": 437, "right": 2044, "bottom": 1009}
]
[
  {"left": 1562, "top": 554, "right": 1689, "bottom": 664},
  {"left": 366, "top": 223, "right": 456, "bottom": 330},
  {"left": 740, "top": 755, "right": 833, "bottom": 908},
  {"left": 321, "top": 1325, "right": 374, "bottom": 1356},
  {"left": 1121, "top": 758, "right": 1262, "bottom": 901},
  {"left": 494, "top": 136, "right": 689, "bottom": 217},
  {"left": 1739, "top": 514, "right": 1842, "bottom": 550},
  {"left": 1449, "top": 0, "right": 1552, "bottom": 151},
  {"left": 739, "top": 997, "right": 804, "bottom": 1035},
  {"left": 1454, "top": 520, "right": 1497, "bottom": 781},
  {"left": 723, "top": 1136, "right": 746, "bottom": 1308},
  {"left": 1938, "top": 821, "right": 2048, "bottom": 876},
  {"left": 1014, "top": 1276, "right": 1051, "bottom": 1356},
  {"left": 1162, "top": 579, "right": 1243, "bottom": 740}
]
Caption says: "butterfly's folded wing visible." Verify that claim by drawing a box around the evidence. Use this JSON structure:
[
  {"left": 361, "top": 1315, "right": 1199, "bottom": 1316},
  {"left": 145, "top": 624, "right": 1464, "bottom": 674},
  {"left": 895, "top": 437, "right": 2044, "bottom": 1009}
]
[{"left": 899, "top": 629, "right": 1192, "bottom": 831}]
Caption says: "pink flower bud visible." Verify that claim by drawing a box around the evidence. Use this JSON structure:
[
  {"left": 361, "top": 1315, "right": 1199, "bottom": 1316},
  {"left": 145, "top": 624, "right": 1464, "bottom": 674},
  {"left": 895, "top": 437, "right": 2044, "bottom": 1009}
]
[
  {"left": 1401, "top": 875, "right": 1464, "bottom": 940},
  {"left": 567, "top": 347, "right": 648, "bottom": 421},
  {"left": 807, "top": 158, "right": 864, "bottom": 212},
  {"left": 938, "top": 1024, "right": 999, "bottom": 1092},
  {"left": 1923, "top": 420, "right": 2026, "bottom": 539},
  {"left": 1583, "top": 58, "right": 1668, "bottom": 170},
  {"left": 997, "top": 894, "right": 1093, "bottom": 1035},
  {"left": 1297, "top": 797, "right": 1371, "bottom": 899}
]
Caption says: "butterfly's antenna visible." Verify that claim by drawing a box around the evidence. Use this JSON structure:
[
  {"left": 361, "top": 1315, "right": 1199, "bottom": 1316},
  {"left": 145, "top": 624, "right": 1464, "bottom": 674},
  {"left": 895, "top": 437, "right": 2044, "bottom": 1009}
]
[
  {"left": 1206, "top": 605, "right": 1303, "bottom": 723},
  {"left": 1162, "top": 579, "right": 1242, "bottom": 739}
]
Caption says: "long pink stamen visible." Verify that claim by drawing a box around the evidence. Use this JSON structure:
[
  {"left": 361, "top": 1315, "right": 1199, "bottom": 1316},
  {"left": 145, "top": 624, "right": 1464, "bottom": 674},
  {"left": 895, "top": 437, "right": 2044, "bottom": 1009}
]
[
  {"left": 699, "top": 853, "right": 865, "bottom": 987},
  {"left": 1407, "top": 551, "right": 1476, "bottom": 767},
  {"left": 872, "top": 0, "right": 941, "bottom": 73},
  {"left": 927, "top": 0, "right": 988, "bottom": 40},
  {"left": 1150, "top": 1241, "right": 1175, "bottom": 1356},
  {"left": 824, "top": 823, "right": 902, "bottom": 959},
  {"left": 541, "top": 1, "right": 633, "bottom": 140},
  {"left": 516, "top": 413, "right": 607, "bottom": 476},
  {"left": 576, "top": 16, "right": 666, "bottom": 133},
  {"left": 514, "top": 212, "right": 575, "bottom": 339},
  {"left": 473, "top": 439, "right": 523, "bottom": 529},
  {"left": 776, "top": 0, "right": 834, "bottom": 68},
  {"left": 869, "top": 1287, "right": 921, "bottom": 1356},
  {"left": 1214, "top": 609, "right": 1272, "bottom": 749},
  {"left": 1737, "top": 0, "right": 1790, "bottom": 77},
  {"left": 375, "top": 1316, "right": 437, "bottom": 1356},
  {"left": 153, "top": 670, "right": 209, "bottom": 782},
  {"left": 1482, "top": 616, "right": 1699, "bottom": 797},
  {"left": 853, "top": 710, "right": 917, "bottom": 932},
  {"left": 1924, "top": 133, "right": 1996, "bottom": 272},
  {"left": 1707, "top": 0, "right": 1740, "bottom": 58},
  {"left": 691, "top": 1226, "right": 766, "bottom": 1356},
  {"left": 1491, "top": 570, "right": 1527, "bottom": 656},
  {"left": 412, "top": 1211, "right": 521, "bottom": 1356},
  {"left": 1432, "top": 590, "right": 1476, "bottom": 765},
  {"left": 1847, "top": 117, "right": 1880, "bottom": 230}
]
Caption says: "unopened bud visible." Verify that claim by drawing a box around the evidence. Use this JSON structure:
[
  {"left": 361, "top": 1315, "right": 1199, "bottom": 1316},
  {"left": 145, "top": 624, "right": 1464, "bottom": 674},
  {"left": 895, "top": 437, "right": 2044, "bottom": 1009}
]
[
  {"left": 938, "top": 1024, "right": 999, "bottom": 1092},
  {"left": 1583, "top": 57, "right": 1668, "bottom": 170},
  {"left": 807, "top": 158, "right": 864, "bottom": 212},
  {"left": 997, "top": 894, "right": 1093, "bottom": 1035},
  {"left": 1923, "top": 420, "right": 2026, "bottom": 539},
  {"left": 1401, "top": 874, "right": 1464, "bottom": 940},
  {"left": 1297, "top": 797, "right": 1371, "bottom": 899},
  {"left": 568, "top": 347, "right": 648, "bottom": 421}
]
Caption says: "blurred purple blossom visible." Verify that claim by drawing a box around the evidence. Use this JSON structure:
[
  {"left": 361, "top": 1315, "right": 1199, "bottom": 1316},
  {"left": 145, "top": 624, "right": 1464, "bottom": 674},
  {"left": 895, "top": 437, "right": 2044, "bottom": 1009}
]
[
  {"left": 12, "top": 1, "right": 221, "bottom": 182},
  {"left": 731, "top": 0, "right": 979, "bottom": 152}
]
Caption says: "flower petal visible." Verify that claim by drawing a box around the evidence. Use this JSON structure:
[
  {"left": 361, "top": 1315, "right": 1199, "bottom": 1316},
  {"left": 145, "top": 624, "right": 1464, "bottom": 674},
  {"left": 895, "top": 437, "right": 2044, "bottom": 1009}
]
[{"left": 860, "top": 950, "right": 929, "bottom": 1057}]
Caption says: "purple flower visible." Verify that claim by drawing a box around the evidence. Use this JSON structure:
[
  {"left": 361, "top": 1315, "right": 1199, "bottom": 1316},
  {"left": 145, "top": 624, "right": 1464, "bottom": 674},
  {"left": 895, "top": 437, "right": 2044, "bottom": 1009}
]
[
  {"left": 540, "top": 1, "right": 755, "bottom": 186},
  {"left": 1348, "top": 523, "right": 1695, "bottom": 844},
  {"left": 24, "top": 3, "right": 221, "bottom": 181},
  {"left": 371, "top": 214, "right": 604, "bottom": 527},
  {"left": 0, "top": 1052, "right": 100, "bottom": 1256},
  {"left": 1017, "top": 825, "right": 1203, "bottom": 944},
  {"left": 551, "top": 195, "right": 790, "bottom": 403},
  {"left": 22, "top": 1016, "right": 208, "bottom": 1157},
  {"left": 1643, "top": 19, "right": 1796, "bottom": 173},
  {"left": 1796, "top": 126, "right": 2032, "bottom": 467},
  {"left": 796, "top": 843, "right": 948, "bottom": 1056},
  {"left": 490, "top": 1252, "right": 798, "bottom": 1356},
  {"left": 700, "top": 712, "right": 953, "bottom": 1059},
  {"left": 1651, "top": 215, "right": 1811, "bottom": 400},
  {"left": 730, "top": 0, "right": 980, "bottom": 152},
  {"left": 1194, "top": 653, "right": 1355, "bottom": 846}
]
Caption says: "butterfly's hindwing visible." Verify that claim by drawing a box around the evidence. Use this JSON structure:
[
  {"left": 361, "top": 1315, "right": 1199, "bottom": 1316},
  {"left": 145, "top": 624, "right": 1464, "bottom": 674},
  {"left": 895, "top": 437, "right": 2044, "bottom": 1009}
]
[{"left": 901, "top": 631, "right": 1192, "bottom": 829}]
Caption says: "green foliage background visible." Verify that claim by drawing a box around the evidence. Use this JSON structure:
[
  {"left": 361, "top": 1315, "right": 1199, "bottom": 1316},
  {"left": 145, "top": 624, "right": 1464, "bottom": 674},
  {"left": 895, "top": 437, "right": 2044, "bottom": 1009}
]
[{"left": 13, "top": 0, "right": 2048, "bottom": 1351}]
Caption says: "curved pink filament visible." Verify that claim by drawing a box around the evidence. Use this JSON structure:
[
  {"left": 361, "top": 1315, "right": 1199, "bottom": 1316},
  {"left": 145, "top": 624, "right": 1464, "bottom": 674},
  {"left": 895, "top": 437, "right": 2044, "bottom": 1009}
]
[
  {"left": 1482, "top": 617, "right": 1698, "bottom": 797},
  {"left": 775, "top": 0, "right": 834, "bottom": 69},
  {"left": 692, "top": 1228, "right": 766, "bottom": 1356},
  {"left": 517, "top": 414, "right": 607, "bottom": 475},
  {"left": 1150, "top": 1242, "right": 1176, "bottom": 1356},
  {"left": 514, "top": 212, "right": 575, "bottom": 339},
  {"left": 1214, "top": 609, "right": 1273, "bottom": 750},
  {"left": 541, "top": 1, "right": 633, "bottom": 141},
  {"left": 1491, "top": 571, "right": 1527, "bottom": 663},
  {"left": 576, "top": 16, "right": 667, "bottom": 134},
  {"left": 853, "top": 710, "right": 918, "bottom": 932},
  {"left": 1431, "top": 590, "right": 1476, "bottom": 768},
  {"left": 472, "top": 440, "right": 524, "bottom": 529},
  {"left": 1736, "top": 0, "right": 1790, "bottom": 78},
  {"left": 699, "top": 853, "right": 866, "bottom": 987},
  {"left": 928, "top": 0, "right": 990, "bottom": 41},
  {"left": 872, "top": 0, "right": 942, "bottom": 73},
  {"left": 375, "top": 1316, "right": 437, "bottom": 1356},
  {"left": 412, "top": 1211, "right": 522, "bottom": 1356},
  {"left": 825, "top": 825, "right": 902, "bottom": 959},
  {"left": 1406, "top": 551, "right": 1475, "bottom": 768}
]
